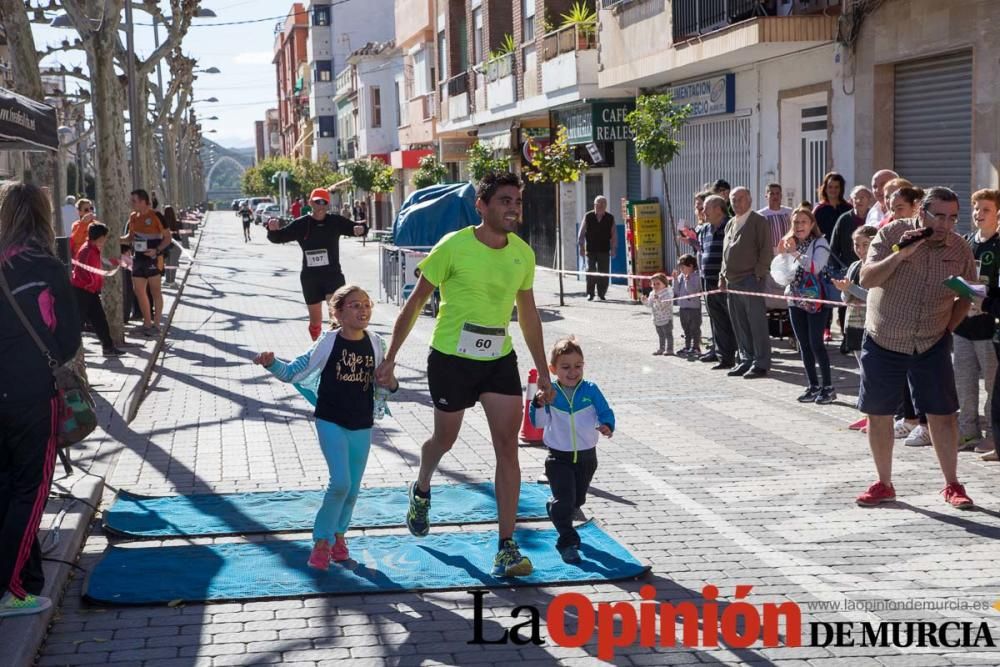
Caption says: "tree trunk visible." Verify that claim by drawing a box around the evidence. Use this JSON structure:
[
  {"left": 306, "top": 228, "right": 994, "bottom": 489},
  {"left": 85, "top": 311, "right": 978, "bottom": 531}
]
[{"left": 661, "top": 168, "right": 678, "bottom": 269}]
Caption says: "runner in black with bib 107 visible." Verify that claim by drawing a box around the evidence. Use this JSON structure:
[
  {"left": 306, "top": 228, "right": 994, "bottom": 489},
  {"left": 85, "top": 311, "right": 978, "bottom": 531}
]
[{"left": 267, "top": 188, "right": 367, "bottom": 340}]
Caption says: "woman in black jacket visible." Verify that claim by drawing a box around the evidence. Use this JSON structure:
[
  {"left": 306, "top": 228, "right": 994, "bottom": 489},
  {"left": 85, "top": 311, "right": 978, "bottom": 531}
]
[{"left": 0, "top": 181, "right": 81, "bottom": 618}]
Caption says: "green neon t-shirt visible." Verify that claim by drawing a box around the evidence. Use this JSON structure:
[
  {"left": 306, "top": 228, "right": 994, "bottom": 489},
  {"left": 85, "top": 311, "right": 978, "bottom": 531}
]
[{"left": 418, "top": 226, "right": 535, "bottom": 360}]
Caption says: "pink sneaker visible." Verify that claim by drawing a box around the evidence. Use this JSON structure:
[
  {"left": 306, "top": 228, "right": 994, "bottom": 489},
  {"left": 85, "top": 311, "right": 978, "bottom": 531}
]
[
  {"left": 308, "top": 540, "right": 331, "bottom": 570},
  {"left": 330, "top": 536, "right": 349, "bottom": 562},
  {"left": 942, "top": 483, "right": 973, "bottom": 510},
  {"left": 856, "top": 481, "right": 896, "bottom": 507},
  {"left": 849, "top": 417, "right": 868, "bottom": 431}
]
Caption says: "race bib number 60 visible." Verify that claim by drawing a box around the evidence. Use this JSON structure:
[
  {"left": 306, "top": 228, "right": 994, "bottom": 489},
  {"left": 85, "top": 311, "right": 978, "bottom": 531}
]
[{"left": 456, "top": 323, "right": 505, "bottom": 359}]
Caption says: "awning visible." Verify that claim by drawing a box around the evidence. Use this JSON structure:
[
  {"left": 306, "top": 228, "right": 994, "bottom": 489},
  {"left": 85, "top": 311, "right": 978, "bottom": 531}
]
[
  {"left": 476, "top": 121, "right": 513, "bottom": 152},
  {"left": 390, "top": 149, "right": 434, "bottom": 170},
  {"left": 0, "top": 87, "right": 58, "bottom": 152}
]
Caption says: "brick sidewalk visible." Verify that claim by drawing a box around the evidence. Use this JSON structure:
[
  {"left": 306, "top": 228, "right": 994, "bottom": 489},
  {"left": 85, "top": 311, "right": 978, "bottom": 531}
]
[{"left": 33, "top": 215, "right": 1000, "bottom": 666}]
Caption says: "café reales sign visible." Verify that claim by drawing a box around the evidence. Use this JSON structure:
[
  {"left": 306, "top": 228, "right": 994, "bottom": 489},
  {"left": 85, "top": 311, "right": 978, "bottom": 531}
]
[{"left": 554, "top": 100, "right": 636, "bottom": 145}]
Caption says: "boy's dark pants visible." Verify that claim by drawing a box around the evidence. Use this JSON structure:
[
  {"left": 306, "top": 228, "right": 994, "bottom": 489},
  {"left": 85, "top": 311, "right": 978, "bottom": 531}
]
[{"left": 545, "top": 448, "right": 598, "bottom": 550}]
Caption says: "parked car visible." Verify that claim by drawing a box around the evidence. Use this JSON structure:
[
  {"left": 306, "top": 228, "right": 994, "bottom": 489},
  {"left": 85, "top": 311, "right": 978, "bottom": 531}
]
[
  {"left": 257, "top": 203, "right": 281, "bottom": 224},
  {"left": 247, "top": 196, "right": 275, "bottom": 211}
]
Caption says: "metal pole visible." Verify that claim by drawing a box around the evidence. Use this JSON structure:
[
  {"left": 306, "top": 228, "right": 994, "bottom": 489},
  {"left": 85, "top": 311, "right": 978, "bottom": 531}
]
[
  {"left": 124, "top": 1, "right": 141, "bottom": 189},
  {"left": 153, "top": 16, "right": 163, "bottom": 95}
]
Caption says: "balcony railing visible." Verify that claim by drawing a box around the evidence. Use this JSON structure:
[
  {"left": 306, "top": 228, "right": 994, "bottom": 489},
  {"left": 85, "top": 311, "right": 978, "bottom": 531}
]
[
  {"left": 672, "top": 0, "right": 774, "bottom": 43},
  {"left": 334, "top": 69, "right": 354, "bottom": 97},
  {"left": 422, "top": 92, "right": 438, "bottom": 120},
  {"left": 542, "top": 24, "right": 597, "bottom": 62},
  {"left": 483, "top": 52, "right": 515, "bottom": 83},
  {"left": 446, "top": 71, "right": 470, "bottom": 97}
]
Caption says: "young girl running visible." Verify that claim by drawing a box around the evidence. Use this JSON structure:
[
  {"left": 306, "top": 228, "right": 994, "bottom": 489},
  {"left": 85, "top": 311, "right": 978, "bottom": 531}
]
[
  {"left": 529, "top": 337, "right": 615, "bottom": 564},
  {"left": 254, "top": 285, "right": 397, "bottom": 569}
]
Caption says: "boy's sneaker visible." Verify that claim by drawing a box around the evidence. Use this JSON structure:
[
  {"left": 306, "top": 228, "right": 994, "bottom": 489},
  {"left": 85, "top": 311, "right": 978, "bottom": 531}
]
[
  {"left": 856, "top": 481, "right": 896, "bottom": 506},
  {"left": 652, "top": 350, "right": 663, "bottom": 356},
  {"left": 492, "top": 539, "right": 533, "bottom": 577},
  {"left": 330, "top": 536, "right": 349, "bottom": 562},
  {"left": 942, "top": 482, "right": 973, "bottom": 509},
  {"left": 558, "top": 544, "right": 582, "bottom": 564},
  {"left": 406, "top": 481, "right": 430, "bottom": 537},
  {"left": 797, "top": 386, "right": 820, "bottom": 403},
  {"left": 816, "top": 386, "right": 837, "bottom": 405},
  {"left": 903, "top": 424, "right": 932, "bottom": 447},
  {"left": 893, "top": 419, "right": 916, "bottom": 439},
  {"left": 0, "top": 592, "right": 51, "bottom": 618},
  {"left": 307, "top": 540, "right": 331, "bottom": 571},
  {"left": 102, "top": 346, "right": 125, "bottom": 357}
]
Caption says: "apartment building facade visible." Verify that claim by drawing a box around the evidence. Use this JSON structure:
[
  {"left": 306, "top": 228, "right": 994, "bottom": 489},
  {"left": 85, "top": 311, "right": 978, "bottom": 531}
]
[{"left": 272, "top": 4, "right": 311, "bottom": 159}]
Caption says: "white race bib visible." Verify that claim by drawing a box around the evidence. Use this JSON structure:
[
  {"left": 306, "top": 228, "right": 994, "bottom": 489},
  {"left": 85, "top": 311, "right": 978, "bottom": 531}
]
[
  {"left": 304, "top": 249, "right": 330, "bottom": 268},
  {"left": 456, "top": 323, "right": 506, "bottom": 359},
  {"left": 133, "top": 239, "right": 148, "bottom": 252}
]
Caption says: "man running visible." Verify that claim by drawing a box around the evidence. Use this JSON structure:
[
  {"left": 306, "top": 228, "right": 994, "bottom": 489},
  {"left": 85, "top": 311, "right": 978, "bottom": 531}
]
[
  {"left": 239, "top": 201, "right": 253, "bottom": 243},
  {"left": 374, "top": 172, "right": 554, "bottom": 577},
  {"left": 267, "top": 188, "right": 367, "bottom": 340}
]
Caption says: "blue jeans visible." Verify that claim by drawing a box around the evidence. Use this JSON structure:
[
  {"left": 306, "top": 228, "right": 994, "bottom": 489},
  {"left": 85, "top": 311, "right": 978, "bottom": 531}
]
[
  {"left": 789, "top": 306, "right": 831, "bottom": 387},
  {"left": 314, "top": 419, "right": 372, "bottom": 541}
]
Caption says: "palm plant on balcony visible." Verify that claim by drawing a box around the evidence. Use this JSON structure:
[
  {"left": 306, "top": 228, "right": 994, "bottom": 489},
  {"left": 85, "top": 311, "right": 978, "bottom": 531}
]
[{"left": 560, "top": 1, "right": 598, "bottom": 47}]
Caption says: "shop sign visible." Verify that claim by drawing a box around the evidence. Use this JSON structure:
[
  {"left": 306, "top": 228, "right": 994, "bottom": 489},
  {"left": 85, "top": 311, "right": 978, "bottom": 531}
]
[
  {"left": 668, "top": 73, "right": 735, "bottom": 118},
  {"left": 553, "top": 101, "right": 635, "bottom": 145}
]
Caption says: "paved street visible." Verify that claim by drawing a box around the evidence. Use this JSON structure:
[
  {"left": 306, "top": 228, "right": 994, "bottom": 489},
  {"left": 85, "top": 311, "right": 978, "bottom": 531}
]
[{"left": 35, "top": 212, "right": 1000, "bottom": 666}]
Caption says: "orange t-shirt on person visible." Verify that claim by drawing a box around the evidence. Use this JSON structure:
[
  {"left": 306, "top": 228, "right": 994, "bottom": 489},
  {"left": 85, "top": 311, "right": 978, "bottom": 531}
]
[
  {"left": 127, "top": 210, "right": 168, "bottom": 271},
  {"left": 70, "top": 218, "right": 92, "bottom": 257}
]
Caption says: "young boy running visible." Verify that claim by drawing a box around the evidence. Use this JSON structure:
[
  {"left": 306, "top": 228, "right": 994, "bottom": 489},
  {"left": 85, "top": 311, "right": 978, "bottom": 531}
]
[{"left": 375, "top": 172, "right": 554, "bottom": 577}]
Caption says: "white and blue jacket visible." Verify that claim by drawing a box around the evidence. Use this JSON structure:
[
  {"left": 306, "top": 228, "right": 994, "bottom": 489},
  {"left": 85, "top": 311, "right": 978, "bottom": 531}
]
[
  {"left": 529, "top": 380, "right": 615, "bottom": 461},
  {"left": 265, "top": 329, "right": 392, "bottom": 420}
]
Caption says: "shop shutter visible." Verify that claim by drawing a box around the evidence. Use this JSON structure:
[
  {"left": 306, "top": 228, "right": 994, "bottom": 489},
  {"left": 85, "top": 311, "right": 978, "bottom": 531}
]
[{"left": 894, "top": 51, "right": 972, "bottom": 231}]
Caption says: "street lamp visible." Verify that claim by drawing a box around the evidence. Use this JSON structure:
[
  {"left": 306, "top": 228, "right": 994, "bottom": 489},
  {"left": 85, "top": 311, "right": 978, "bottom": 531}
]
[
  {"left": 194, "top": 97, "right": 219, "bottom": 103},
  {"left": 196, "top": 67, "right": 222, "bottom": 74}
]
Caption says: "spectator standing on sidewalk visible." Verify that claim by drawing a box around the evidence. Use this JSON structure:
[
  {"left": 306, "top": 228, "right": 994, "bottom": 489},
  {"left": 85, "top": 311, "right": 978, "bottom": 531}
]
[
  {"left": 577, "top": 196, "right": 617, "bottom": 301},
  {"left": 696, "top": 195, "right": 737, "bottom": 368},
  {"left": 855, "top": 187, "right": 977, "bottom": 510},
  {"left": 953, "top": 189, "right": 1000, "bottom": 455},
  {"left": 71, "top": 223, "right": 123, "bottom": 356},
  {"left": 776, "top": 207, "right": 836, "bottom": 404},
  {"left": 720, "top": 187, "right": 773, "bottom": 379},
  {"left": 68, "top": 198, "right": 97, "bottom": 257},
  {"left": 757, "top": 183, "right": 793, "bottom": 253},
  {"left": 674, "top": 254, "right": 703, "bottom": 356},
  {"left": 162, "top": 206, "right": 183, "bottom": 285},
  {"left": 290, "top": 197, "right": 303, "bottom": 219},
  {"left": 122, "top": 189, "right": 171, "bottom": 337},
  {"left": 0, "top": 181, "right": 82, "bottom": 618},
  {"left": 866, "top": 169, "right": 899, "bottom": 227}
]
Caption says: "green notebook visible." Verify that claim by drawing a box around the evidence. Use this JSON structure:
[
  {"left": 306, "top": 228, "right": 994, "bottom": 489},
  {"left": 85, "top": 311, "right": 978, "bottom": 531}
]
[{"left": 943, "top": 275, "right": 987, "bottom": 300}]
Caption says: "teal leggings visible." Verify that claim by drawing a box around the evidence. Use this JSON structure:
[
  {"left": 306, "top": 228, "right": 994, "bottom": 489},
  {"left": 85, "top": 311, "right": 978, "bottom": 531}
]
[{"left": 314, "top": 419, "right": 372, "bottom": 541}]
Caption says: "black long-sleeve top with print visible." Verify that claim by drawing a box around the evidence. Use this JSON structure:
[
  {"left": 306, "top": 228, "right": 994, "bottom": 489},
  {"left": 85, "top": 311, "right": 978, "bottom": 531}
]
[
  {"left": 0, "top": 251, "right": 82, "bottom": 403},
  {"left": 267, "top": 214, "right": 368, "bottom": 275}
]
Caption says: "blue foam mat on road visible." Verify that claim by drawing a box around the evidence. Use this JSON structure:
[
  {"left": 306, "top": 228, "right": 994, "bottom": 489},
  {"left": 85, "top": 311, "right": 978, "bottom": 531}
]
[
  {"left": 103, "top": 483, "right": 552, "bottom": 538},
  {"left": 83, "top": 521, "right": 648, "bottom": 604}
]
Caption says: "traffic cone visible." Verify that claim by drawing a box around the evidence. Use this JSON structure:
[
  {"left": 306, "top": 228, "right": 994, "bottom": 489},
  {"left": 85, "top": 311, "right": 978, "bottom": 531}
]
[{"left": 519, "top": 368, "right": 545, "bottom": 445}]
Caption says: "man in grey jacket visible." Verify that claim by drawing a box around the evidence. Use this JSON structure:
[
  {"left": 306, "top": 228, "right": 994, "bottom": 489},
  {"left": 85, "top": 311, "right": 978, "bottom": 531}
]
[{"left": 720, "top": 187, "right": 774, "bottom": 379}]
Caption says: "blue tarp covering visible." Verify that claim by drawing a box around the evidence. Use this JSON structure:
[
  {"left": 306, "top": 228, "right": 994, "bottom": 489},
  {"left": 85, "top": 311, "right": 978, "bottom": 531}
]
[
  {"left": 391, "top": 181, "right": 479, "bottom": 248},
  {"left": 84, "top": 521, "right": 649, "bottom": 604},
  {"left": 103, "top": 483, "right": 553, "bottom": 538}
]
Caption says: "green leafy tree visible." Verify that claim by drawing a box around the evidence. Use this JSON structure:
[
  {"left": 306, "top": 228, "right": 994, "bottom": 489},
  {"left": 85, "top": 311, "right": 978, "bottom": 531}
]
[
  {"left": 241, "top": 156, "right": 298, "bottom": 197},
  {"left": 523, "top": 125, "right": 589, "bottom": 306},
  {"left": 412, "top": 155, "right": 449, "bottom": 190},
  {"left": 346, "top": 157, "right": 396, "bottom": 227},
  {"left": 625, "top": 93, "right": 691, "bottom": 251},
  {"left": 294, "top": 157, "right": 348, "bottom": 198},
  {"left": 466, "top": 141, "right": 509, "bottom": 182}
]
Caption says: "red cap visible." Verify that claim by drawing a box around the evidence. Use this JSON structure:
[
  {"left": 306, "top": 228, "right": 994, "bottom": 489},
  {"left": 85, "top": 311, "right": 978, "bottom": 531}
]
[{"left": 308, "top": 188, "right": 330, "bottom": 204}]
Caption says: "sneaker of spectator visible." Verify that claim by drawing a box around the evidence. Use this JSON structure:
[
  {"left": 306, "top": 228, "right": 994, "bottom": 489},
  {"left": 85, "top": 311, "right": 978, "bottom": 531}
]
[
  {"left": 903, "top": 424, "right": 932, "bottom": 447},
  {"left": 958, "top": 434, "right": 981, "bottom": 452},
  {"left": 974, "top": 437, "right": 994, "bottom": 454},
  {"left": 893, "top": 418, "right": 917, "bottom": 439}
]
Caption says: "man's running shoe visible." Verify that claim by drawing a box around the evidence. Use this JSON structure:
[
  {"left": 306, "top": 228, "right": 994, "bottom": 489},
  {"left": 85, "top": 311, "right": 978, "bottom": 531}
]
[
  {"left": 0, "top": 592, "right": 51, "bottom": 618},
  {"left": 856, "top": 481, "right": 896, "bottom": 507},
  {"left": 942, "top": 483, "right": 973, "bottom": 510},
  {"left": 492, "top": 538, "right": 533, "bottom": 577},
  {"left": 406, "top": 481, "right": 430, "bottom": 537}
]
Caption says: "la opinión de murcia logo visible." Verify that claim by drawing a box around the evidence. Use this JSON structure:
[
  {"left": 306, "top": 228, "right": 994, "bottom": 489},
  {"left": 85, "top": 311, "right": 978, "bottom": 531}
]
[{"left": 468, "top": 586, "right": 997, "bottom": 660}]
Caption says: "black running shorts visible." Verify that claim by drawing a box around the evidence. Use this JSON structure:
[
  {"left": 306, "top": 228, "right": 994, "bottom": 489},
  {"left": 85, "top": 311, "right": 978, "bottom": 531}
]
[
  {"left": 132, "top": 254, "right": 161, "bottom": 279},
  {"left": 300, "top": 270, "right": 346, "bottom": 305},
  {"left": 426, "top": 349, "right": 521, "bottom": 412}
]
